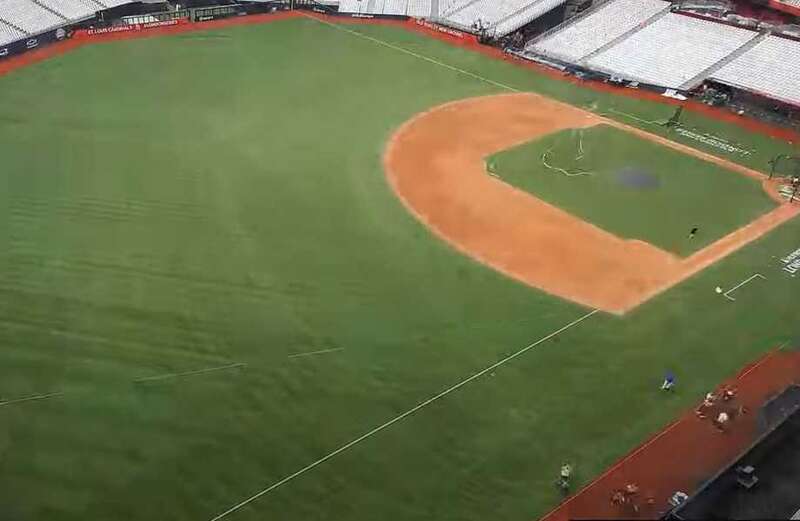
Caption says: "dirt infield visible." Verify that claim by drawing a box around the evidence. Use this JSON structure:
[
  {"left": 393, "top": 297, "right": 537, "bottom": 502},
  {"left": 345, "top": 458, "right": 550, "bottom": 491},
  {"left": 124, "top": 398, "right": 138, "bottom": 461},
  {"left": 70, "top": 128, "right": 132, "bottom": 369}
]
[
  {"left": 542, "top": 347, "right": 800, "bottom": 520},
  {"left": 385, "top": 93, "right": 800, "bottom": 313}
]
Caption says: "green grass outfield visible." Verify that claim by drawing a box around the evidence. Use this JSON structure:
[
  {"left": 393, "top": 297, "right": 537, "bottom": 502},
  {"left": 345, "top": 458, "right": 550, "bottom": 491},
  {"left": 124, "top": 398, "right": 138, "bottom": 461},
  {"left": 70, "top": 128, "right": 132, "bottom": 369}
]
[
  {"left": 487, "top": 124, "right": 777, "bottom": 256},
  {"left": 0, "top": 17, "right": 799, "bottom": 521}
]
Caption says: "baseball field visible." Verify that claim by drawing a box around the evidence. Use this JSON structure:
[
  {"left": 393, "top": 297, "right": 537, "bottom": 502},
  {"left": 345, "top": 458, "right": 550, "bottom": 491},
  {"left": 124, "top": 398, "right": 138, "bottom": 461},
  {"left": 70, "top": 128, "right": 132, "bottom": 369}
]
[{"left": 1, "top": 13, "right": 799, "bottom": 521}]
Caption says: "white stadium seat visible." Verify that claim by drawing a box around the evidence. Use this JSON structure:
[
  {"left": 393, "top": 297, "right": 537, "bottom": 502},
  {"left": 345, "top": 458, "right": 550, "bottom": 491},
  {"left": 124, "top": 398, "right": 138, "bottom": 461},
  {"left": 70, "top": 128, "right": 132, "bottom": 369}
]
[
  {"left": 0, "top": 0, "right": 65, "bottom": 34},
  {"left": 493, "top": 0, "right": 569, "bottom": 37},
  {"left": 445, "top": 0, "right": 560, "bottom": 31},
  {"left": 713, "top": 35, "right": 800, "bottom": 106},
  {"left": 338, "top": 0, "right": 432, "bottom": 16},
  {"left": 35, "top": 0, "right": 100, "bottom": 22},
  {"left": 98, "top": 0, "right": 137, "bottom": 8},
  {"left": 586, "top": 13, "right": 758, "bottom": 88},
  {"left": 0, "top": 19, "right": 26, "bottom": 45},
  {"left": 529, "top": 0, "right": 668, "bottom": 62}
]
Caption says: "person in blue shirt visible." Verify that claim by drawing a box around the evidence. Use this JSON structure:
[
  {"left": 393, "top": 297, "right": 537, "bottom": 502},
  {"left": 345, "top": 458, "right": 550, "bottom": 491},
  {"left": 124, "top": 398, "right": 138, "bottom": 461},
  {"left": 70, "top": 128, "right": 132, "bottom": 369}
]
[{"left": 661, "top": 371, "right": 675, "bottom": 391}]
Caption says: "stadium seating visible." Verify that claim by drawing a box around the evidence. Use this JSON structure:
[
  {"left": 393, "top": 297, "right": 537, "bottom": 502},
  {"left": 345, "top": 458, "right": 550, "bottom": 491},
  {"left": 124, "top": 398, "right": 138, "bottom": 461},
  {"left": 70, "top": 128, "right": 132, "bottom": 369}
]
[
  {"left": 0, "top": 19, "right": 26, "bottom": 45},
  {"left": 438, "top": 0, "right": 468, "bottom": 16},
  {"left": 0, "top": 0, "right": 66, "bottom": 34},
  {"left": 586, "top": 13, "right": 758, "bottom": 88},
  {"left": 712, "top": 35, "right": 800, "bottom": 106},
  {"left": 444, "top": 0, "right": 560, "bottom": 32},
  {"left": 407, "top": 0, "right": 432, "bottom": 17},
  {"left": 35, "top": 0, "right": 100, "bottom": 22},
  {"left": 98, "top": 0, "right": 137, "bottom": 8},
  {"left": 528, "top": 0, "right": 669, "bottom": 62},
  {"left": 391, "top": 0, "right": 414, "bottom": 15},
  {"left": 338, "top": 0, "right": 432, "bottom": 16},
  {"left": 492, "top": 0, "right": 569, "bottom": 37}
]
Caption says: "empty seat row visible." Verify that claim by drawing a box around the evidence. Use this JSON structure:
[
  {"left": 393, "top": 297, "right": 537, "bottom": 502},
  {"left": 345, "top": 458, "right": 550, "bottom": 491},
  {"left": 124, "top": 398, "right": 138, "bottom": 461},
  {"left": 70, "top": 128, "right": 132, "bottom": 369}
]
[
  {"left": 0, "top": 0, "right": 137, "bottom": 39},
  {"left": 0, "top": 19, "right": 26, "bottom": 45},
  {"left": 338, "top": 0, "right": 432, "bottom": 16},
  {"left": 586, "top": 13, "right": 758, "bottom": 88},
  {"left": 528, "top": 0, "right": 669, "bottom": 63},
  {"left": 713, "top": 35, "right": 800, "bottom": 106},
  {"left": 36, "top": 0, "right": 102, "bottom": 22},
  {"left": 493, "top": 0, "right": 569, "bottom": 37},
  {"left": 445, "top": 0, "right": 543, "bottom": 29},
  {"left": 0, "top": 0, "right": 65, "bottom": 34}
]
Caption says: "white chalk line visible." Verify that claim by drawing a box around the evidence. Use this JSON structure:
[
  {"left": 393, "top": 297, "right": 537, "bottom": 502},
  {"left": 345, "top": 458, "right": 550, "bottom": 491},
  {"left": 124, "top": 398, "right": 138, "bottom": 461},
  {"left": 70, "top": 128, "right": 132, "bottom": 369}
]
[
  {"left": 133, "top": 362, "right": 246, "bottom": 383},
  {"left": 0, "top": 391, "right": 65, "bottom": 407},
  {"left": 606, "top": 108, "right": 661, "bottom": 125},
  {"left": 288, "top": 347, "right": 344, "bottom": 359},
  {"left": 208, "top": 309, "right": 599, "bottom": 521},
  {"left": 723, "top": 273, "right": 765, "bottom": 302},
  {"left": 301, "top": 12, "right": 519, "bottom": 93},
  {"left": 738, "top": 348, "right": 780, "bottom": 379}
]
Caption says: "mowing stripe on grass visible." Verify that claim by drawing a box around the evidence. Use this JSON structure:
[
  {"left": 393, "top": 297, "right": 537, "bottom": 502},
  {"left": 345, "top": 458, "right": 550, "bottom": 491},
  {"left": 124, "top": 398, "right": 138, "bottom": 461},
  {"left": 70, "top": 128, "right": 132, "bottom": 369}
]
[
  {"left": 133, "top": 362, "right": 246, "bottom": 384},
  {"left": 0, "top": 391, "right": 65, "bottom": 407},
  {"left": 0, "top": 363, "right": 246, "bottom": 409},
  {"left": 301, "top": 12, "right": 519, "bottom": 93},
  {"left": 209, "top": 309, "right": 599, "bottom": 520},
  {"left": 288, "top": 347, "right": 344, "bottom": 359}
]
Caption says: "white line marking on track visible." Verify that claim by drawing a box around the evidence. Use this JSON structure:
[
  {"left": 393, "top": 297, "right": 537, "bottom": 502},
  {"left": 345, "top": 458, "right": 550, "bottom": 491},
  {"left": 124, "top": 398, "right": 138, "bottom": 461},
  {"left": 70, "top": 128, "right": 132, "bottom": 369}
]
[
  {"left": 0, "top": 391, "right": 64, "bottom": 407},
  {"left": 134, "top": 362, "right": 246, "bottom": 383},
  {"left": 723, "top": 273, "right": 765, "bottom": 301},
  {"left": 288, "top": 348, "right": 344, "bottom": 359},
  {"left": 301, "top": 12, "right": 519, "bottom": 93},
  {"left": 208, "top": 309, "right": 599, "bottom": 520}
]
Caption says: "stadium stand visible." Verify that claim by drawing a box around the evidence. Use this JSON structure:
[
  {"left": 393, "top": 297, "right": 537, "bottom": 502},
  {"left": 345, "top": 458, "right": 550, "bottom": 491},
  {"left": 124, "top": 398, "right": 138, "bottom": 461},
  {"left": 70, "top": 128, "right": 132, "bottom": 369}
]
[
  {"left": 407, "top": 0, "right": 433, "bottom": 16},
  {"left": 712, "top": 35, "right": 800, "bottom": 106},
  {"left": 492, "top": 0, "right": 571, "bottom": 37},
  {"left": 338, "top": 0, "right": 432, "bottom": 16},
  {"left": 439, "top": 0, "right": 570, "bottom": 36},
  {"left": 35, "top": 0, "right": 101, "bottom": 22},
  {"left": 527, "top": 0, "right": 669, "bottom": 63},
  {"left": 0, "top": 0, "right": 66, "bottom": 34},
  {"left": 98, "top": 0, "right": 137, "bottom": 8},
  {"left": 585, "top": 13, "right": 759, "bottom": 88},
  {"left": 0, "top": 19, "right": 27, "bottom": 44}
]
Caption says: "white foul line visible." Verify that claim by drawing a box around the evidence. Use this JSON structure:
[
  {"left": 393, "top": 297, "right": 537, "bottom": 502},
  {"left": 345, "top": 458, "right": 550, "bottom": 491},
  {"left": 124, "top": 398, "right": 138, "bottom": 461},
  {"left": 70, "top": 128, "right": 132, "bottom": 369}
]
[
  {"left": 0, "top": 391, "right": 65, "bottom": 407},
  {"left": 606, "top": 108, "right": 661, "bottom": 125},
  {"left": 723, "top": 273, "right": 765, "bottom": 301},
  {"left": 288, "top": 347, "right": 344, "bottom": 359},
  {"left": 208, "top": 309, "right": 599, "bottom": 520},
  {"left": 134, "top": 362, "right": 246, "bottom": 383},
  {"left": 300, "top": 12, "right": 520, "bottom": 93}
]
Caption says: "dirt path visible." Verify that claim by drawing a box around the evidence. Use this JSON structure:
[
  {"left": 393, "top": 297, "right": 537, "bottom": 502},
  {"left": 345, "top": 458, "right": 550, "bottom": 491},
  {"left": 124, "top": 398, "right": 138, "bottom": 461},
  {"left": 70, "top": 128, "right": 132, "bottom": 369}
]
[{"left": 385, "top": 93, "right": 799, "bottom": 314}]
